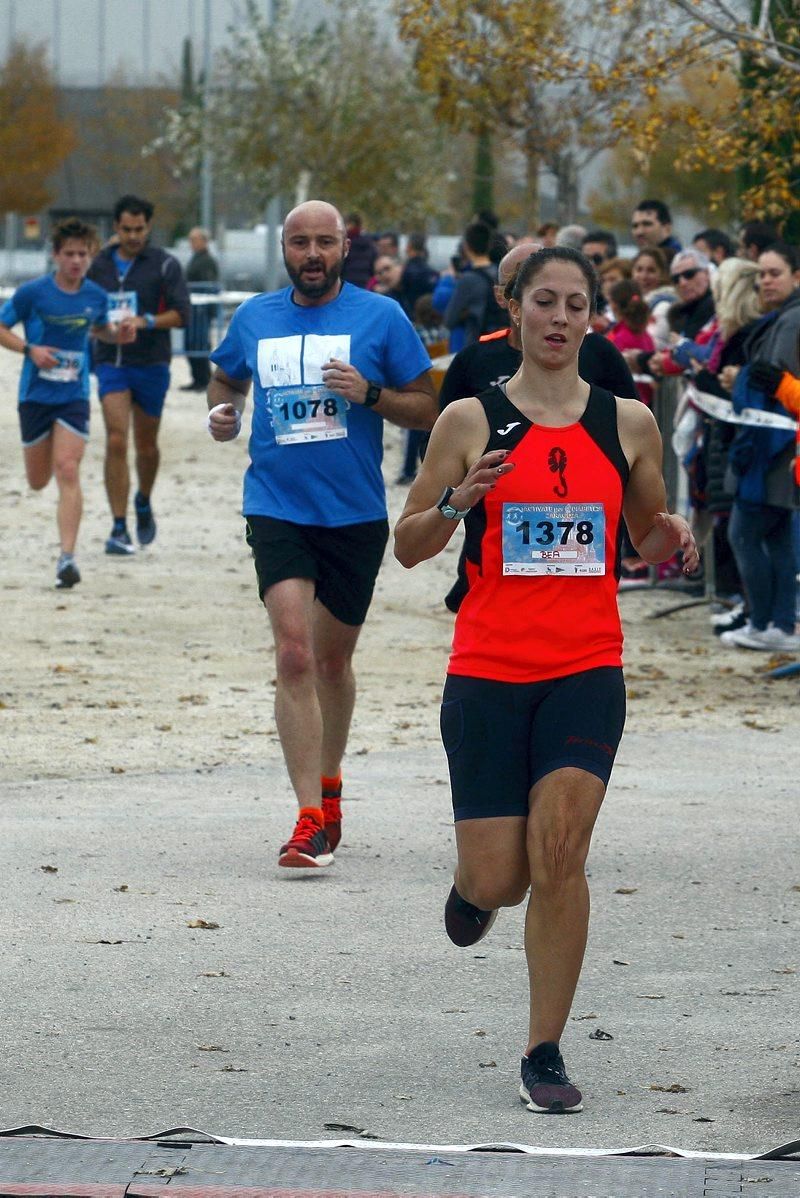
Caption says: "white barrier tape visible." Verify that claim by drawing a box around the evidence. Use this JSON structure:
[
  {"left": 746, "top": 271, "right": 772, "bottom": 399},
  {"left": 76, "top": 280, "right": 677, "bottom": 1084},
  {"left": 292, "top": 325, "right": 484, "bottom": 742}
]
[
  {"left": 686, "top": 383, "right": 797, "bottom": 433},
  {"left": 0, "top": 286, "right": 251, "bottom": 306}
]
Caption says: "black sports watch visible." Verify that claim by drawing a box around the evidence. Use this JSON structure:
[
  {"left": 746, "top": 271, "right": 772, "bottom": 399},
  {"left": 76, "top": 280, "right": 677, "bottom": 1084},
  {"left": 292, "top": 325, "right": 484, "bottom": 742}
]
[
  {"left": 364, "top": 381, "right": 382, "bottom": 407},
  {"left": 436, "top": 486, "right": 471, "bottom": 520}
]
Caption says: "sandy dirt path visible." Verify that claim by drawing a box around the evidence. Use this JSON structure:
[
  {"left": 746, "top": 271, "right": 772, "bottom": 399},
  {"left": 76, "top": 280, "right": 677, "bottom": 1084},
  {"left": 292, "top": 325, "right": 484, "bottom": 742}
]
[{"left": 1, "top": 357, "right": 796, "bottom": 787}]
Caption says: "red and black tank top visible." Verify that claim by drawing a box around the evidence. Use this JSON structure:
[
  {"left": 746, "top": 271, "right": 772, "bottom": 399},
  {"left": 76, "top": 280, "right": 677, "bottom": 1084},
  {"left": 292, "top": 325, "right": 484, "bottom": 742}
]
[{"left": 449, "top": 383, "right": 630, "bottom": 683}]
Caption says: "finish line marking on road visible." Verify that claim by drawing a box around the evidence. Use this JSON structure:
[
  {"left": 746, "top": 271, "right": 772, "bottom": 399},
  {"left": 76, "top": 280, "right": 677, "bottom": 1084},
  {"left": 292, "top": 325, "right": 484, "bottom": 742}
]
[{"left": 1, "top": 1125, "right": 798, "bottom": 1163}]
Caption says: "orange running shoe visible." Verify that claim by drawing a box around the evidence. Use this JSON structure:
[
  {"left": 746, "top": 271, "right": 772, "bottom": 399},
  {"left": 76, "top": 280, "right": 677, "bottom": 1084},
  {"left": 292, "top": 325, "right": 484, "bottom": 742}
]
[{"left": 278, "top": 807, "right": 333, "bottom": 869}]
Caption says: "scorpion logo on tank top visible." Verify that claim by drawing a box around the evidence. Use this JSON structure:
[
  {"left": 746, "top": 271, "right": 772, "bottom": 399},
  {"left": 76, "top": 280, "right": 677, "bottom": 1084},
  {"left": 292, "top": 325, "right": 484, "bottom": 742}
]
[{"left": 548, "top": 446, "right": 568, "bottom": 497}]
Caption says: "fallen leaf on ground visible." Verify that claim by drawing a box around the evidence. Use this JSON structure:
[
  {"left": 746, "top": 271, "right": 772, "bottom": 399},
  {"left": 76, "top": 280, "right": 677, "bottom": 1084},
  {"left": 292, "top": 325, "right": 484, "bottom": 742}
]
[
  {"left": 40, "top": 865, "right": 58, "bottom": 873},
  {"left": 187, "top": 918, "right": 220, "bottom": 929},
  {"left": 197, "top": 1044, "right": 228, "bottom": 1052},
  {"left": 651, "top": 1083, "right": 688, "bottom": 1093},
  {"left": 589, "top": 1028, "right": 613, "bottom": 1040},
  {"left": 615, "top": 887, "right": 638, "bottom": 895}
]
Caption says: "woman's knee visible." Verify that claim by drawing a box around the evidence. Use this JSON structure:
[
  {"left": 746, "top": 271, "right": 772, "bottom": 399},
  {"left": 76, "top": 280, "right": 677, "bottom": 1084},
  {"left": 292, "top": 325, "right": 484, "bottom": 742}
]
[
  {"left": 528, "top": 823, "right": 590, "bottom": 889},
  {"left": 527, "top": 781, "right": 602, "bottom": 887}
]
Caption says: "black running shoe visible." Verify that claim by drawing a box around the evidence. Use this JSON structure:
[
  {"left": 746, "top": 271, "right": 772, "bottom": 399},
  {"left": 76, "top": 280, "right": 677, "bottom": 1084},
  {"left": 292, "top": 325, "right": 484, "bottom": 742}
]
[
  {"left": 444, "top": 884, "right": 497, "bottom": 946},
  {"left": 135, "top": 493, "right": 157, "bottom": 546},
  {"left": 105, "top": 528, "right": 135, "bottom": 555},
  {"left": 520, "top": 1041, "right": 583, "bottom": 1113},
  {"left": 55, "top": 555, "right": 81, "bottom": 589},
  {"left": 711, "top": 602, "right": 747, "bottom": 636}
]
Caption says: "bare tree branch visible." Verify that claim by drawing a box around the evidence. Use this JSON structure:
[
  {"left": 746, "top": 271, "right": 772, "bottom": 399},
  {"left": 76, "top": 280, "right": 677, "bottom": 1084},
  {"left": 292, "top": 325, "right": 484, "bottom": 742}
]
[{"left": 667, "top": 0, "right": 800, "bottom": 71}]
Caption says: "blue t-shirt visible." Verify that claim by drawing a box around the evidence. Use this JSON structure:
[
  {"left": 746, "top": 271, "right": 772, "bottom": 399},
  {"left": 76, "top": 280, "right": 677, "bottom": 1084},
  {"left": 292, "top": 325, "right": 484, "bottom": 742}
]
[
  {"left": 211, "top": 283, "right": 431, "bottom": 526},
  {"left": 112, "top": 250, "right": 134, "bottom": 281},
  {"left": 0, "top": 274, "right": 109, "bottom": 404}
]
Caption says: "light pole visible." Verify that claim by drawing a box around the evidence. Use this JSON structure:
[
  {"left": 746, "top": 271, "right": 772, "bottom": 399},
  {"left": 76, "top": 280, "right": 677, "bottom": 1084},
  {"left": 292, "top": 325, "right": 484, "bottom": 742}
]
[
  {"left": 264, "top": 0, "right": 280, "bottom": 292},
  {"left": 199, "top": 0, "right": 213, "bottom": 231}
]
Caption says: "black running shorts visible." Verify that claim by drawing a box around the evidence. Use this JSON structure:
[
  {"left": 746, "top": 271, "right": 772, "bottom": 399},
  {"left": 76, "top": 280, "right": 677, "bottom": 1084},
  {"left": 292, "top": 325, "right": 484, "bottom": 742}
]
[
  {"left": 440, "top": 667, "right": 626, "bottom": 821},
  {"left": 244, "top": 514, "right": 389, "bottom": 627}
]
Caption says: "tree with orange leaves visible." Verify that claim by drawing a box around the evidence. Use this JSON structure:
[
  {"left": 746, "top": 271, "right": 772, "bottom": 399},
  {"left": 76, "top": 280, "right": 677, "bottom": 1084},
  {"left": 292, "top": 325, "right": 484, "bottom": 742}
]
[
  {"left": 397, "top": 0, "right": 799, "bottom": 234},
  {"left": 0, "top": 42, "right": 75, "bottom": 216},
  {"left": 396, "top": 0, "right": 649, "bottom": 226}
]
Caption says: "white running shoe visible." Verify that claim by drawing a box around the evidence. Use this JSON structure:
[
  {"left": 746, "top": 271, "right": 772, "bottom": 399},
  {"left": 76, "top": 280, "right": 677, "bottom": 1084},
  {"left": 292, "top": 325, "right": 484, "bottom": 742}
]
[
  {"left": 720, "top": 623, "right": 774, "bottom": 650},
  {"left": 764, "top": 626, "right": 800, "bottom": 653},
  {"left": 720, "top": 623, "right": 799, "bottom": 651}
]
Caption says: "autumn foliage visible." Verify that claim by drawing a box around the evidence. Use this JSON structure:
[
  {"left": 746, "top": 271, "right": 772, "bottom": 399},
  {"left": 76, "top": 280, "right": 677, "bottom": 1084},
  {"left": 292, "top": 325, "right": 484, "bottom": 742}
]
[
  {"left": 0, "top": 41, "right": 75, "bottom": 215},
  {"left": 397, "top": 0, "right": 800, "bottom": 230}
]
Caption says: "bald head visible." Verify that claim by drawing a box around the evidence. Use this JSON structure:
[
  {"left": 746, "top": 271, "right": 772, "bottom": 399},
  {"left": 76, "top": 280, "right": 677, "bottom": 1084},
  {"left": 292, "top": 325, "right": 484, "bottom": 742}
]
[
  {"left": 281, "top": 200, "right": 349, "bottom": 305},
  {"left": 498, "top": 240, "right": 542, "bottom": 287},
  {"left": 282, "top": 200, "right": 347, "bottom": 240},
  {"left": 189, "top": 226, "right": 210, "bottom": 252}
]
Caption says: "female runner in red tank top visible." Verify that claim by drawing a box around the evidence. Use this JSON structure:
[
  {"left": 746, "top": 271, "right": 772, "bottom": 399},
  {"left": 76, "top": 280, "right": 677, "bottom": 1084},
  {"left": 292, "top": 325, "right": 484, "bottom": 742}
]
[{"left": 394, "top": 247, "right": 698, "bottom": 1114}]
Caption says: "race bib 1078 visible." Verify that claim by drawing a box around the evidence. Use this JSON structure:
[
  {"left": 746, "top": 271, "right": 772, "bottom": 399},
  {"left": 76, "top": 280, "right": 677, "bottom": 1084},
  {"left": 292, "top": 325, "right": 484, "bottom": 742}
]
[
  {"left": 269, "top": 385, "right": 347, "bottom": 444},
  {"left": 502, "top": 502, "right": 605, "bottom": 576}
]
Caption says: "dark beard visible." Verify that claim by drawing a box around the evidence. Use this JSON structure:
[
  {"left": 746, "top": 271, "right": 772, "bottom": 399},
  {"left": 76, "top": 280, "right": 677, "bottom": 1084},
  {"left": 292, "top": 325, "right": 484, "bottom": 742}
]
[{"left": 285, "top": 256, "right": 343, "bottom": 299}]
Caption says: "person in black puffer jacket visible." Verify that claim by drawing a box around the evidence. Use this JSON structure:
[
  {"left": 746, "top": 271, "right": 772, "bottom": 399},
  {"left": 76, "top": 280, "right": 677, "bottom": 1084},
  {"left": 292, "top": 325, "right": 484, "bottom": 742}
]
[{"left": 718, "top": 244, "right": 800, "bottom": 652}]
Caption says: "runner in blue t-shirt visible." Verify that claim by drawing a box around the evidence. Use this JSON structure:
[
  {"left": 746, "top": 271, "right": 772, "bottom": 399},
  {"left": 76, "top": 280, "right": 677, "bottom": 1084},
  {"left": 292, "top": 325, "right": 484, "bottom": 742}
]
[
  {"left": 208, "top": 200, "right": 437, "bottom": 869},
  {"left": 0, "top": 217, "right": 135, "bottom": 588}
]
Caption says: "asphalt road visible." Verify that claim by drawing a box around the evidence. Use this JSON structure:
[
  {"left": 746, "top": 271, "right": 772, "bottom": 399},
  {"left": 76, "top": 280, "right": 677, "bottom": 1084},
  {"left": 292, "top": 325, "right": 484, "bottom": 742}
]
[{"left": 1, "top": 729, "right": 798, "bottom": 1158}]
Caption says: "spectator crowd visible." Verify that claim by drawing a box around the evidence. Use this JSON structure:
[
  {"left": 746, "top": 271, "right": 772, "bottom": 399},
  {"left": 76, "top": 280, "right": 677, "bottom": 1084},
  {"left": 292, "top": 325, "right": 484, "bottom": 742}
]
[{"left": 338, "top": 201, "right": 800, "bottom": 654}]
